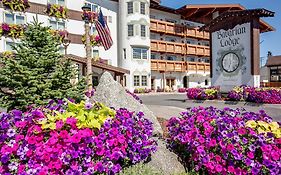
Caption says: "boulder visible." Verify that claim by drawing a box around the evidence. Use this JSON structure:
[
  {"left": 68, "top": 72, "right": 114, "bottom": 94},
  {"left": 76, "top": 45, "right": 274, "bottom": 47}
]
[
  {"left": 92, "top": 72, "right": 185, "bottom": 174},
  {"left": 92, "top": 71, "right": 163, "bottom": 136},
  {"left": 147, "top": 139, "right": 186, "bottom": 175}
]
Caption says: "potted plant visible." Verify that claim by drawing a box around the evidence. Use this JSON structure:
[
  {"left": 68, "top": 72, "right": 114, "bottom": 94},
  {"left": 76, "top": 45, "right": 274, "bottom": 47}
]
[
  {"left": 81, "top": 34, "right": 101, "bottom": 47},
  {"left": 49, "top": 29, "right": 68, "bottom": 43},
  {"left": 81, "top": 11, "right": 98, "bottom": 23},
  {"left": 0, "top": 23, "right": 25, "bottom": 39},
  {"left": 46, "top": 3, "right": 68, "bottom": 19},
  {"left": 1, "top": 0, "right": 30, "bottom": 12}
]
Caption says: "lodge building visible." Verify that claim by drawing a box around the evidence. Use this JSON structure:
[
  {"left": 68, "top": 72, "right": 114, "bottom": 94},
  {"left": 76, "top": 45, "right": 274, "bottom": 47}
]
[{"left": 0, "top": 0, "right": 274, "bottom": 91}]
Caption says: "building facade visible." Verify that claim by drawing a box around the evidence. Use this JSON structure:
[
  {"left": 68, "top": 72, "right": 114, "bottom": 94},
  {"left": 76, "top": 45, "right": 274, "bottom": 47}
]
[{"left": 0, "top": 0, "right": 273, "bottom": 91}]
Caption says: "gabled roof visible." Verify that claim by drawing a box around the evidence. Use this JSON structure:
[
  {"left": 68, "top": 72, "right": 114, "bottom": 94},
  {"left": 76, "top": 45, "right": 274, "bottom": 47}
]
[
  {"left": 200, "top": 8, "right": 275, "bottom": 33},
  {"left": 266, "top": 56, "right": 281, "bottom": 67}
]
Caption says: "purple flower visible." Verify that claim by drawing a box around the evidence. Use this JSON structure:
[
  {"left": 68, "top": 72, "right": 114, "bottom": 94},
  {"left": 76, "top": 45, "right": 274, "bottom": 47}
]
[{"left": 7, "top": 128, "right": 16, "bottom": 137}]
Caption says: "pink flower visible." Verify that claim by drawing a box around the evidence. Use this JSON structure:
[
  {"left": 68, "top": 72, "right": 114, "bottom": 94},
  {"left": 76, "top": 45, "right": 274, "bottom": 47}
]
[
  {"left": 237, "top": 128, "right": 247, "bottom": 135},
  {"left": 271, "top": 151, "right": 279, "bottom": 161},
  {"left": 247, "top": 152, "right": 255, "bottom": 159},
  {"left": 59, "top": 130, "right": 69, "bottom": 139},
  {"left": 27, "top": 136, "right": 37, "bottom": 144},
  {"left": 226, "top": 144, "right": 234, "bottom": 151},
  {"left": 66, "top": 117, "right": 77, "bottom": 127},
  {"left": 56, "top": 120, "right": 64, "bottom": 130},
  {"left": 215, "top": 164, "right": 223, "bottom": 173},
  {"left": 15, "top": 134, "right": 24, "bottom": 142},
  {"left": 15, "top": 121, "right": 27, "bottom": 128},
  {"left": 228, "top": 166, "right": 235, "bottom": 173},
  {"left": 49, "top": 136, "right": 58, "bottom": 145},
  {"left": 215, "top": 155, "right": 222, "bottom": 162},
  {"left": 71, "top": 133, "right": 81, "bottom": 143},
  {"left": 209, "top": 139, "right": 216, "bottom": 147}
]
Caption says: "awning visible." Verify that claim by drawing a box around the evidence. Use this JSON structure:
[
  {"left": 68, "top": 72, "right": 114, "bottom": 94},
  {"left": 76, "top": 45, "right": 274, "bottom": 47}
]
[{"left": 65, "top": 54, "right": 130, "bottom": 75}]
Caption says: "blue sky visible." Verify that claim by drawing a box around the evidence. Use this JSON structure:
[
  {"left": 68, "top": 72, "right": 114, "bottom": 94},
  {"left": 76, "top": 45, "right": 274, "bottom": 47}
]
[{"left": 161, "top": 0, "right": 281, "bottom": 63}]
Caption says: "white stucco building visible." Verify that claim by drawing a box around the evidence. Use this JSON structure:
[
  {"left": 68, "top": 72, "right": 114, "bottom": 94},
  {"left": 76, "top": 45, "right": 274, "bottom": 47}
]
[{"left": 1, "top": 0, "right": 272, "bottom": 91}]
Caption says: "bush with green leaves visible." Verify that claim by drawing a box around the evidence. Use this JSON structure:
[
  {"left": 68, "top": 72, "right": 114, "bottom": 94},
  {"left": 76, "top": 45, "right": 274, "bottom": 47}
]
[{"left": 0, "top": 18, "right": 85, "bottom": 111}]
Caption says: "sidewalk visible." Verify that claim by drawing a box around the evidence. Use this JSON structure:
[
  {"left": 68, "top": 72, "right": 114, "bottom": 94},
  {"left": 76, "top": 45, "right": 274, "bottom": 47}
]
[{"left": 146, "top": 105, "right": 186, "bottom": 120}]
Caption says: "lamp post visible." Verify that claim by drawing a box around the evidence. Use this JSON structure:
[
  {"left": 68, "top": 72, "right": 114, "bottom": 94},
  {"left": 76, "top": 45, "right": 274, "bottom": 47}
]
[
  {"left": 62, "top": 35, "right": 71, "bottom": 55},
  {"left": 82, "top": 4, "right": 93, "bottom": 91}
]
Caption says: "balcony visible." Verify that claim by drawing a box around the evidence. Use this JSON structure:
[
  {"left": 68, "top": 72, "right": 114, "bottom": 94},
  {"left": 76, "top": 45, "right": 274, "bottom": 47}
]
[
  {"left": 151, "top": 59, "right": 210, "bottom": 73},
  {"left": 151, "top": 40, "right": 210, "bottom": 56},
  {"left": 150, "top": 19, "right": 209, "bottom": 40}
]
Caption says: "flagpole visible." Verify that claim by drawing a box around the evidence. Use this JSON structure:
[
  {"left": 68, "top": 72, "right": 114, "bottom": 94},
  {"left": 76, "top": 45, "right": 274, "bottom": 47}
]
[{"left": 82, "top": 5, "right": 93, "bottom": 92}]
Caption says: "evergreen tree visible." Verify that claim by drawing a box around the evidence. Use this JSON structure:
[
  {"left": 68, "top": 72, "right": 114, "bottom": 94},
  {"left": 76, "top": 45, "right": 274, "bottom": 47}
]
[{"left": 0, "top": 18, "right": 86, "bottom": 111}]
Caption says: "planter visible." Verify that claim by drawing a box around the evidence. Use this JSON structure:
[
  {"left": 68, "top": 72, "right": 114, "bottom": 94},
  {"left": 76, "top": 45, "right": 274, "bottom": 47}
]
[
  {"left": 47, "top": 3, "right": 68, "bottom": 19},
  {"left": 1, "top": 0, "right": 30, "bottom": 12},
  {"left": 0, "top": 23, "right": 25, "bottom": 39},
  {"left": 49, "top": 29, "right": 68, "bottom": 43},
  {"left": 81, "top": 11, "right": 98, "bottom": 23},
  {"left": 81, "top": 34, "right": 102, "bottom": 47}
]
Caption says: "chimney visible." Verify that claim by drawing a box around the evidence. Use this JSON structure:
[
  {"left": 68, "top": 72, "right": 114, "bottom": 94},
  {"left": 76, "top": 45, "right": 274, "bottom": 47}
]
[{"left": 267, "top": 51, "right": 272, "bottom": 57}]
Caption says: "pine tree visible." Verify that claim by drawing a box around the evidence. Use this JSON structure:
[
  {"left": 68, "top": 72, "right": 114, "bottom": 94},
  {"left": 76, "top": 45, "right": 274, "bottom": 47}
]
[{"left": 0, "top": 18, "right": 86, "bottom": 111}]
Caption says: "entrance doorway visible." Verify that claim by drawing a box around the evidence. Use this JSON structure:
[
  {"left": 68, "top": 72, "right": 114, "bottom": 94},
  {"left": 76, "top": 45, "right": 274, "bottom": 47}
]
[{"left": 183, "top": 76, "right": 188, "bottom": 88}]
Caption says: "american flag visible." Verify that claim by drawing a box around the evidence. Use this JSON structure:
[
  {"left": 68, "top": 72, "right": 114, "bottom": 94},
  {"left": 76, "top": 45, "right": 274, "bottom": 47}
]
[{"left": 94, "top": 9, "right": 113, "bottom": 51}]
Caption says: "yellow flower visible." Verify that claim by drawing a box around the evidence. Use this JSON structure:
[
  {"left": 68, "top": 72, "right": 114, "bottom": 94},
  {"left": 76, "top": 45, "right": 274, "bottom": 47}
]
[
  {"left": 246, "top": 120, "right": 257, "bottom": 128},
  {"left": 257, "top": 127, "right": 267, "bottom": 134},
  {"left": 269, "top": 122, "right": 279, "bottom": 131},
  {"left": 257, "top": 121, "right": 270, "bottom": 132}
]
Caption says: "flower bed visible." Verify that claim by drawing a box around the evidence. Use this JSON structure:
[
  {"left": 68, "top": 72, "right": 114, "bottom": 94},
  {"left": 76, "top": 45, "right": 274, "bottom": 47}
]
[
  {"left": 178, "top": 88, "right": 187, "bottom": 93},
  {"left": 227, "top": 86, "right": 281, "bottom": 104},
  {"left": 0, "top": 23, "right": 25, "bottom": 39},
  {"left": 186, "top": 87, "right": 220, "bottom": 100},
  {"left": 167, "top": 107, "right": 281, "bottom": 175},
  {"left": 82, "top": 34, "right": 102, "bottom": 47},
  {"left": 134, "top": 88, "right": 151, "bottom": 94},
  {"left": 47, "top": 3, "right": 68, "bottom": 19},
  {"left": 0, "top": 100, "right": 157, "bottom": 174},
  {"left": 1, "top": 0, "right": 30, "bottom": 12}
]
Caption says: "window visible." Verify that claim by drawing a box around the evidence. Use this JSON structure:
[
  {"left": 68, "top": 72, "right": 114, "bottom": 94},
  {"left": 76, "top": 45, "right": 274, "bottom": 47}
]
[
  {"left": 167, "top": 55, "right": 175, "bottom": 61},
  {"left": 142, "top": 75, "right": 147, "bottom": 86},
  {"left": 151, "top": 54, "right": 156, "bottom": 59},
  {"left": 127, "top": 2, "right": 133, "bottom": 14},
  {"left": 85, "top": 1, "right": 99, "bottom": 12},
  {"left": 93, "top": 50, "right": 99, "bottom": 58},
  {"left": 150, "top": 34, "right": 156, "bottom": 40},
  {"left": 50, "top": 20, "right": 65, "bottom": 30},
  {"left": 49, "top": 0, "right": 65, "bottom": 6},
  {"left": 5, "top": 41, "right": 16, "bottom": 52},
  {"left": 140, "top": 2, "right": 145, "bottom": 15},
  {"left": 133, "top": 47, "right": 148, "bottom": 59},
  {"left": 128, "top": 24, "right": 134, "bottom": 37},
  {"left": 134, "top": 75, "right": 140, "bottom": 86},
  {"left": 123, "top": 48, "right": 126, "bottom": 59},
  {"left": 141, "top": 25, "right": 146, "bottom": 37},
  {"left": 205, "top": 79, "right": 208, "bottom": 86},
  {"left": 4, "top": 13, "right": 25, "bottom": 25}
]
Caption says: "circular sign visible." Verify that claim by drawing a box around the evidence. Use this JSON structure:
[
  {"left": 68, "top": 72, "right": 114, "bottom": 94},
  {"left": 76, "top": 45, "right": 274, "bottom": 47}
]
[{"left": 221, "top": 52, "right": 240, "bottom": 73}]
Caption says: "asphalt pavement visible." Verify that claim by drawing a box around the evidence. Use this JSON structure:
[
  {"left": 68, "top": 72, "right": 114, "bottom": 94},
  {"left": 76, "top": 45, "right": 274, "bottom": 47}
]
[{"left": 140, "top": 93, "right": 281, "bottom": 121}]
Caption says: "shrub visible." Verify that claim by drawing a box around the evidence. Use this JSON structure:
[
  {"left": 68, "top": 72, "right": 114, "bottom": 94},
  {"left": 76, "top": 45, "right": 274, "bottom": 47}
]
[
  {"left": 134, "top": 88, "right": 151, "bottom": 94},
  {"left": 0, "top": 100, "right": 157, "bottom": 174},
  {"left": 186, "top": 87, "right": 220, "bottom": 100},
  {"left": 178, "top": 88, "right": 187, "bottom": 93},
  {"left": 167, "top": 107, "right": 281, "bottom": 175},
  {"left": 118, "top": 163, "right": 162, "bottom": 175}
]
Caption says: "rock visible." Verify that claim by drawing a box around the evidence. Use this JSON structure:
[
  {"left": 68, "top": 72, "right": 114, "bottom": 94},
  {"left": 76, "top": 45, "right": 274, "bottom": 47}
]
[
  {"left": 92, "top": 71, "right": 163, "bottom": 136},
  {"left": 147, "top": 139, "right": 186, "bottom": 175}
]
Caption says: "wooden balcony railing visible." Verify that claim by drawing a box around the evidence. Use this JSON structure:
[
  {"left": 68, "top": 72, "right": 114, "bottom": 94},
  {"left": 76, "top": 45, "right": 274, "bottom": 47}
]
[
  {"left": 260, "top": 82, "right": 281, "bottom": 87},
  {"left": 150, "top": 19, "right": 210, "bottom": 40},
  {"left": 151, "top": 40, "right": 210, "bottom": 56},
  {"left": 151, "top": 59, "right": 210, "bottom": 73}
]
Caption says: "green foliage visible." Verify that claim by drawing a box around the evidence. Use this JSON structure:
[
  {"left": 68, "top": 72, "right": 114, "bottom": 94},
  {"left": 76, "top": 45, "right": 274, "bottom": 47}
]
[
  {"left": 118, "top": 163, "right": 162, "bottom": 175},
  {"left": 0, "top": 18, "right": 86, "bottom": 111},
  {"left": 39, "top": 100, "right": 116, "bottom": 130}
]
